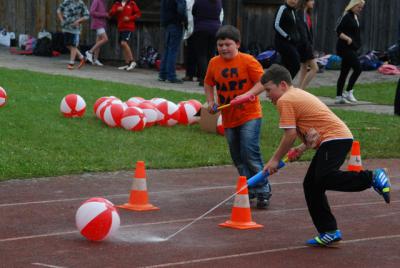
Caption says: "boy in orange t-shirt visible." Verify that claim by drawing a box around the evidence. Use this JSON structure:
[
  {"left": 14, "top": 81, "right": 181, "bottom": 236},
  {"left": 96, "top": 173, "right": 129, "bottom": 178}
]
[
  {"left": 257, "top": 64, "right": 391, "bottom": 247},
  {"left": 204, "top": 25, "right": 271, "bottom": 209}
]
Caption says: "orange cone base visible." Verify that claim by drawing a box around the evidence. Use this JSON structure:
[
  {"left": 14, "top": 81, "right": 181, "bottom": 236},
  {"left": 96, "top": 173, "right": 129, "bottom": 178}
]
[
  {"left": 219, "top": 220, "right": 263, "bottom": 230},
  {"left": 117, "top": 203, "right": 159, "bottom": 211}
]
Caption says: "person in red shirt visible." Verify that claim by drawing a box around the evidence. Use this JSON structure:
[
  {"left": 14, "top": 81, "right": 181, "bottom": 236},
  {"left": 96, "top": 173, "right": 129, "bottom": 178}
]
[
  {"left": 109, "top": 0, "right": 141, "bottom": 71},
  {"left": 204, "top": 25, "right": 272, "bottom": 209}
]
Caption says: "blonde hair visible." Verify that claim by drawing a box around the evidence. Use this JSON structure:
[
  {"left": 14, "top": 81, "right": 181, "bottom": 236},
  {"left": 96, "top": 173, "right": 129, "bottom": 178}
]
[{"left": 345, "top": 0, "right": 365, "bottom": 12}]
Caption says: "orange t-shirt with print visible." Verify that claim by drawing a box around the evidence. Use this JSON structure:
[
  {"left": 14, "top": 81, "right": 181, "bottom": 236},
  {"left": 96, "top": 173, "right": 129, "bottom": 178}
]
[
  {"left": 204, "top": 52, "right": 263, "bottom": 128},
  {"left": 277, "top": 88, "right": 353, "bottom": 148}
]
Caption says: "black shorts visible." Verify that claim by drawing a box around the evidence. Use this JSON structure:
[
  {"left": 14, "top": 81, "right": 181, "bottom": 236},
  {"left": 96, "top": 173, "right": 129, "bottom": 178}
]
[
  {"left": 64, "top": 32, "right": 80, "bottom": 47},
  {"left": 119, "top": 31, "right": 132, "bottom": 43},
  {"left": 298, "top": 44, "right": 314, "bottom": 63}
]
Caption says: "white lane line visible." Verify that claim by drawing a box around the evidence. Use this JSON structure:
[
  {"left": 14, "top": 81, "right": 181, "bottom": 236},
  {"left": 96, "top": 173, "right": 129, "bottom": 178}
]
[
  {"left": 0, "top": 200, "right": 398, "bottom": 243},
  {"left": 31, "top": 263, "right": 67, "bottom": 268},
  {"left": 141, "top": 234, "right": 400, "bottom": 268},
  {"left": 0, "top": 181, "right": 300, "bottom": 208}
]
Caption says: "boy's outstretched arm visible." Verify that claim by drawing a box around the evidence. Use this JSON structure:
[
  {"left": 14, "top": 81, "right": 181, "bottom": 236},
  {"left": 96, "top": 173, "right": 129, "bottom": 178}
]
[
  {"left": 263, "top": 128, "right": 297, "bottom": 175},
  {"left": 204, "top": 83, "right": 216, "bottom": 113}
]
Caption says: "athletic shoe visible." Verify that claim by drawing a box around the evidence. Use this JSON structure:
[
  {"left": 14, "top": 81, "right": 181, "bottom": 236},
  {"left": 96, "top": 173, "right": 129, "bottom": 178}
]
[
  {"left": 256, "top": 193, "right": 271, "bottom": 209},
  {"left": 85, "top": 51, "right": 93, "bottom": 64},
  {"left": 343, "top": 90, "right": 358, "bottom": 103},
  {"left": 182, "top": 76, "right": 194, "bottom": 81},
  {"left": 372, "top": 168, "right": 391, "bottom": 203},
  {"left": 167, "top": 78, "right": 183, "bottom": 84},
  {"left": 67, "top": 64, "right": 74, "bottom": 70},
  {"left": 118, "top": 64, "right": 129, "bottom": 70},
  {"left": 77, "top": 58, "right": 85, "bottom": 69},
  {"left": 335, "top": 96, "right": 352, "bottom": 104},
  {"left": 126, "top": 61, "right": 137, "bottom": 71},
  {"left": 307, "top": 230, "right": 342, "bottom": 247},
  {"left": 93, "top": 59, "right": 104, "bottom": 66},
  {"left": 158, "top": 77, "right": 166, "bottom": 82}
]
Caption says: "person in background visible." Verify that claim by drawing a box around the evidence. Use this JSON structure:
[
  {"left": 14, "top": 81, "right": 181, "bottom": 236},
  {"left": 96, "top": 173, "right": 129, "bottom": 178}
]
[
  {"left": 159, "top": 0, "right": 188, "bottom": 83},
  {"left": 182, "top": 0, "right": 198, "bottom": 82},
  {"left": 296, "top": 0, "right": 318, "bottom": 90},
  {"left": 86, "top": 0, "right": 109, "bottom": 66},
  {"left": 204, "top": 25, "right": 272, "bottom": 209},
  {"left": 274, "top": 0, "right": 301, "bottom": 79},
  {"left": 259, "top": 64, "right": 391, "bottom": 247},
  {"left": 57, "top": 0, "right": 89, "bottom": 70},
  {"left": 335, "top": 0, "right": 365, "bottom": 104},
  {"left": 109, "top": 0, "right": 141, "bottom": 71},
  {"left": 192, "top": 0, "right": 223, "bottom": 87}
]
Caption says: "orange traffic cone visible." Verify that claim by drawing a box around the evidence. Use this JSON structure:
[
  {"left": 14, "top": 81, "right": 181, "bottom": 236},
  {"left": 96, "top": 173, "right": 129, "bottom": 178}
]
[
  {"left": 219, "top": 176, "right": 263, "bottom": 230},
  {"left": 117, "top": 161, "right": 159, "bottom": 211},
  {"left": 348, "top": 141, "right": 363, "bottom": 172}
]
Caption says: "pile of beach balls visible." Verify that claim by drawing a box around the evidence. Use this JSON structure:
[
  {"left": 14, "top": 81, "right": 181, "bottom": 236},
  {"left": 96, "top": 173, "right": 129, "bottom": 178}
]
[{"left": 60, "top": 94, "right": 203, "bottom": 131}]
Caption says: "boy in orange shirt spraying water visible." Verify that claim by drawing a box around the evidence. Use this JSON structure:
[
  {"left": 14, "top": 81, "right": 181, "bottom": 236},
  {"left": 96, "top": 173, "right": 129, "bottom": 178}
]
[
  {"left": 204, "top": 25, "right": 271, "bottom": 209},
  {"left": 254, "top": 64, "right": 391, "bottom": 246}
]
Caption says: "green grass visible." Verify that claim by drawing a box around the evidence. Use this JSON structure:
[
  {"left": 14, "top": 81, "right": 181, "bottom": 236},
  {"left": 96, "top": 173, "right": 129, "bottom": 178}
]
[
  {"left": 308, "top": 81, "right": 398, "bottom": 105},
  {"left": 0, "top": 67, "right": 399, "bottom": 180}
]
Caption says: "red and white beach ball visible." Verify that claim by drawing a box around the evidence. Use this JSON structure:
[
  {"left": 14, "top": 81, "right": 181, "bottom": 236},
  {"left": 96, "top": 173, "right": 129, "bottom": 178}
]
[
  {"left": 121, "top": 107, "right": 146, "bottom": 131},
  {"left": 96, "top": 98, "right": 121, "bottom": 120},
  {"left": 103, "top": 102, "right": 125, "bottom": 127},
  {"left": 178, "top": 101, "right": 200, "bottom": 125},
  {"left": 156, "top": 100, "right": 180, "bottom": 126},
  {"left": 0, "top": 87, "right": 7, "bottom": 107},
  {"left": 137, "top": 101, "right": 159, "bottom": 127},
  {"left": 75, "top": 197, "right": 120, "bottom": 241},
  {"left": 60, "top": 94, "right": 86, "bottom": 117},
  {"left": 127, "top": 96, "right": 145, "bottom": 105},
  {"left": 216, "top": 114, "right": 224, "bottom": 136},
  {"left": 150, "top": 97, "right": 167, "bottom": 106}
]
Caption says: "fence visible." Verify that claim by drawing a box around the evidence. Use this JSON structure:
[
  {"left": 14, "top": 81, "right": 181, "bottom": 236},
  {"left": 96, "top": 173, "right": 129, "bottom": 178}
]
[{"left": 0, "top": 0, "right": 399, "bottom": 61}]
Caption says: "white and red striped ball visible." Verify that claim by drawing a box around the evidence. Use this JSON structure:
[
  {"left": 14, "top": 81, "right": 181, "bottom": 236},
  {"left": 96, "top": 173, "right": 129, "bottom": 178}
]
[
  {"left": 93, "top": 96, "right": 109, "bottom": 115},
  {"left": 103, "top": 102, "right": 125, "bottom": 127},
  {"left": 150, "top": 97, "right": 167, "bottom": 106},
  {"left": 96, "top": 98, "right": 121, "bottom": 120},
  {"left": 137, "top": 101, "right": 159, "bottom": 127},
  {"left": 121, "top": 107, "right": 146, "bottom": 131},
  {"left": 60, "top": 94, "right": 86, "bottom": 118},
  {"left": 127, "top": 96, "right": 145, "bottom": 105},
  {"left": 0, "top": 87, "right": 7, "bottom": 107},
  {"left": 178, "top": 101, "right": 200, "bottom": 125},
  {"left": 216, "top": 114, "right": 224, "bottom": 136},
  {"left": 187, "top": 99, "right": 202, "bottom": 112},
  {"left": 124, "top": 100, "right": 139, "bottom": 108},
  {"left": 156, "top": 100, "right": 180, "bottom": 126},
  {"left": 75, "top": 197, "right": 120, "bottom": 241}
]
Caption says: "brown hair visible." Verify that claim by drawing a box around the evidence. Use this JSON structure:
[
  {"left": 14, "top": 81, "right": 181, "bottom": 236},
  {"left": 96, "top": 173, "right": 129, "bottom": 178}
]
[{"left": 261, "top": 64, "right": 293, "bottom": 86}]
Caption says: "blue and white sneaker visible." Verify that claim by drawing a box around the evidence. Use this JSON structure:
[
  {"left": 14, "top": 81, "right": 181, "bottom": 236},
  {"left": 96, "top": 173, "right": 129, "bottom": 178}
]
[
  {"left": 372, "top": 168, "right": 391, "bottom": 204},
  {"left": 306, "top": 230, "right": 342, "bottom": 247}
]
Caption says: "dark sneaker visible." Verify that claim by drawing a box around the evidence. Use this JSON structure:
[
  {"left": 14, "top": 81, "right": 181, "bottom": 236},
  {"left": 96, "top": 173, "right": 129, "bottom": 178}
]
[
  {"left": 182, "top": 76, "right": 193, "bottom": 81},
  {"left": 167, "top": 79, "right": 183, "bottom": 84},
  {"left": 372, "top": 168, "right": 391, "bottom": 203},
  {"left": 256, "top": 193, "right": 271, "bottom": 209},
  {"left": 307, "top": 230, "right": 342, "bottom": 247}
]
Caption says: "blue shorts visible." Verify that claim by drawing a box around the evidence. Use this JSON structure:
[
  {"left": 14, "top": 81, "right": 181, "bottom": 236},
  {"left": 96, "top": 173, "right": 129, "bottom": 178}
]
[
  {"left": 64, "top": 32, "right": 80, "bottom": 47},
  {"left": 119, "top": 31, "right": 132, "bottom": 43}
]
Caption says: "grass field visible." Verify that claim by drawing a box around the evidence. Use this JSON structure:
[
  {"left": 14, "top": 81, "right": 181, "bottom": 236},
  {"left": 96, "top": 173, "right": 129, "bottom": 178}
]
[{"left": 0, "top": 67, "right": 399, "bottom": 180}]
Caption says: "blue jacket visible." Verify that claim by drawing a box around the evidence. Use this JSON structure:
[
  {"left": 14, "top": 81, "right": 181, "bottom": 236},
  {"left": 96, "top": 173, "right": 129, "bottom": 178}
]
[{"left": 160, "top": 0, "right": 188, "bottom": 27}]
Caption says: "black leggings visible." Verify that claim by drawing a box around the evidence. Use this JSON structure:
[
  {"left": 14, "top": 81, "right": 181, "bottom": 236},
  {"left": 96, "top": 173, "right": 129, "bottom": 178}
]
[
  {"left": 336, "top": 49, "right": 362, "bottom": 96},
  {"left": 303, "top": 139, "right": 372, "bottom": 233},
  {"left": 275, "top": 39, "right": 300, "bottom": 79}
]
